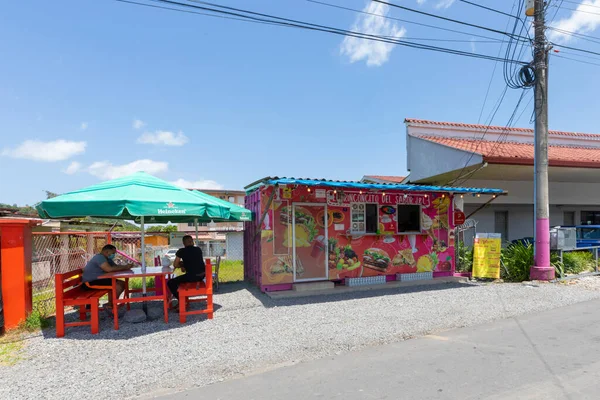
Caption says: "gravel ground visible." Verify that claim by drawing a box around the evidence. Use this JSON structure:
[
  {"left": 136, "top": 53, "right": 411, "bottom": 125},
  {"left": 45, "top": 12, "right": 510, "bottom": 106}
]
[{"left": 3, "top": 278, "right": 600, "bottom": 400}]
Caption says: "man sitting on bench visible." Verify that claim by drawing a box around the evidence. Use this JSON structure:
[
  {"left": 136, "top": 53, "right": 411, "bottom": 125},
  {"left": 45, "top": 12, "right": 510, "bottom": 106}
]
[
  {"left": 82, "top": 244, "right": 133, "bottom": 310},
  {"left": 168, "top": 235, "right": 206, "bottom": 308}
]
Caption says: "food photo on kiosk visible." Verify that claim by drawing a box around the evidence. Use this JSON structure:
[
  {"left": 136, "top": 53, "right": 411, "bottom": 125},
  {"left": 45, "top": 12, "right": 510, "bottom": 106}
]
[{"left": 243, "top": 178, "right": 506, "bottom": 292}]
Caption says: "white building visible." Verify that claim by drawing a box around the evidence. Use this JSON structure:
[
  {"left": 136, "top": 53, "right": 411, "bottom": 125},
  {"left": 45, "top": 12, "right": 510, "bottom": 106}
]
[{"left": 368, "top": 119, "right": 600, "bottom": 245}]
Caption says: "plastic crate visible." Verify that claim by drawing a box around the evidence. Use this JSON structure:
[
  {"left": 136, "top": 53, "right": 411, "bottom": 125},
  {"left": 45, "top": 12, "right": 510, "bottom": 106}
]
[
  {"left": 397, "top": 272, "right": 433, "bottom": 282},
  {"left": 344, "top": 276, "right": 386, "bottom": 287}
]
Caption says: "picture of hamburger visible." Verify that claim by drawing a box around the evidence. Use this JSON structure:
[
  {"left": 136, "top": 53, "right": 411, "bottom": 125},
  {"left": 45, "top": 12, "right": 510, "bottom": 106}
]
[
  {"left": 363, "top": 248, "right": 391, "bottom": 272},
  {"left": 280, "top": 206, "right": 313, "bottom": 226}
]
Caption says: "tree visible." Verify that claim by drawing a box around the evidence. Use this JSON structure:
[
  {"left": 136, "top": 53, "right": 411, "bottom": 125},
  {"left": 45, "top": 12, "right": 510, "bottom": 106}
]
[
  {"left": 147, "top": 225, "right": 178, "bottom": 233},
  {"left": 45, "top": 190, "right": 59, "bottom": 199}
]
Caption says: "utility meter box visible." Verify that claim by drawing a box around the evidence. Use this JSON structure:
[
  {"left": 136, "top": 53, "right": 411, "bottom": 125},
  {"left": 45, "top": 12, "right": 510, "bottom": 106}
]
[{"left": 550, "top": 227, "right": 577, "bottom": 250}]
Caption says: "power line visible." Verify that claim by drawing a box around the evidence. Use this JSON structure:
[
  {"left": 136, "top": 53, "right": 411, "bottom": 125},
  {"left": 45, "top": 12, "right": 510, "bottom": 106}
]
[
  {"left": 477, "top": 0, "right": 518, "bottom": 124},
  {"left": 115, "top": 0, "right": 528, "bottom": 65},
  {"left": 372, "top": 0, "right": 530, "bottom": 42},
  {"left": 547, "top": 27, "right": 600, "bottom": 45},
  {"left": 559, "top": 0, "right": 600, "bottom": 9},
  {"left": 306, "top": 0, "right": 510, "bottom": 43},
  {"left": 459, "top": 0, "right": 519, "bottom": 19},
  {"left": 549, "top": 41, "right": 600, "bottom": 57},
  {"left": 554, "top": 5, "right": 600, "bottom": 17},
  {"left": 553, "top": 53, "right": 600, "bottom": 67}
]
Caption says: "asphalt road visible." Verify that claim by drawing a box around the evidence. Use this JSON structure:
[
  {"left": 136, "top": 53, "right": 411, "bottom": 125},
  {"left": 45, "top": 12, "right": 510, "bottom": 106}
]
[{"left": 159, "top": 299, "right": 600, "bottom": 400}]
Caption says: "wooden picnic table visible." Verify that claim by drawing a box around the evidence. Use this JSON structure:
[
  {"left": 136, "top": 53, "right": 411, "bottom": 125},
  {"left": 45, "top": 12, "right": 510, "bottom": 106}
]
[{"left": 99, "top": 266, "right": 174, "bottom": 330}]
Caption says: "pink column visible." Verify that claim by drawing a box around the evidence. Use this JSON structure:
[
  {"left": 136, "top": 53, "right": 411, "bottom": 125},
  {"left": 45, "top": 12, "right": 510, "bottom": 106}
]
[{"left": 530, "top": 218, "right": 554, "bottom": 280}]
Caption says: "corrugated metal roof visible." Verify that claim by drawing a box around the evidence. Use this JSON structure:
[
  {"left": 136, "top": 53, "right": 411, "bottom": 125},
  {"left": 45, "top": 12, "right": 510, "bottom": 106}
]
[{"left": 245, "top": 177, "right": 505, "bottom": 195}]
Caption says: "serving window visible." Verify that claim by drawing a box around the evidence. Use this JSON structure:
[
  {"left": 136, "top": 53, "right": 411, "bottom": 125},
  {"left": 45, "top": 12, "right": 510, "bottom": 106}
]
[{"left": 397, "top": 204, "right": 421, "bottom": 233}]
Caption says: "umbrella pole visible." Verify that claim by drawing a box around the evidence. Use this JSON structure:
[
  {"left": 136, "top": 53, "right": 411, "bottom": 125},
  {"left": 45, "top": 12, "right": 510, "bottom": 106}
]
[
  {"left": 141, "top": 216, "right": 148, "bottom": 315},
  {"left": 194, "top": 218, "right": 199, "bottom": 246}
]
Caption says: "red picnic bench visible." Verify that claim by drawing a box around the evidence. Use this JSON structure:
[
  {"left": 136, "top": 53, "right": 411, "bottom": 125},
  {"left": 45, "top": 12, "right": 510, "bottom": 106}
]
[
  {"left": 55, "top": 268, "right": 109, "bottom": 337},
  {"left": 178, "top": 258, "right": 214, "bottom": 323}
]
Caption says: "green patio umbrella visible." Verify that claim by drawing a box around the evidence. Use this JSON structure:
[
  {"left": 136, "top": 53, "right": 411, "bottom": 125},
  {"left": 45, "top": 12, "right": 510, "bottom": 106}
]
[
  {"left": 36, "top": 171, "right": 233, "bottom": 223},
  {"left": 189, "top": 189, "right": 252, "bottom": 222},
  {"left": 35, "top": 172, "right": 245, "bottom": 313}
]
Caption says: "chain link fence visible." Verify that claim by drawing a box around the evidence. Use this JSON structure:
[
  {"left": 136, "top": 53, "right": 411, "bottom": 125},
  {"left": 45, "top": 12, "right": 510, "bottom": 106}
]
[
  {"left": 32, "top": 232, "right": 109, "bottom": 315},
  {"left": 31, "top": 231, "right": 244, "bottom": 315}
]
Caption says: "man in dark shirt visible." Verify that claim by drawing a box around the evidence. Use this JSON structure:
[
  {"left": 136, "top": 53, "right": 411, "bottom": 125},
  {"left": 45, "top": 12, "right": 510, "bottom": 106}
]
[{"left": 168, "top": 235, "right": 206, "bottom": 308}]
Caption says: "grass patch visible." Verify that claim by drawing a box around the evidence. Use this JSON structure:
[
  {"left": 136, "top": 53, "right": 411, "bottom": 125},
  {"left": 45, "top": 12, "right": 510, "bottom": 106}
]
[
  {"left": 218, "top": 260, "right": 243, "bottom": 282},
  {"left": 21, "top": 310, "right": 52, "bottom": 332},
  {"left": 129, "top": 277, "right": 155, "bottom": 290},
  {"left": 0, "top": 334, "right": 24, "bottom": 367}
]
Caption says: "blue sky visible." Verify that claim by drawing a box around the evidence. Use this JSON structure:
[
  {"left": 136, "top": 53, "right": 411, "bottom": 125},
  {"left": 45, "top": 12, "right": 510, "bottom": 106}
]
[{"left": 1, "top": 0, "right": 599, "bottom": 205}]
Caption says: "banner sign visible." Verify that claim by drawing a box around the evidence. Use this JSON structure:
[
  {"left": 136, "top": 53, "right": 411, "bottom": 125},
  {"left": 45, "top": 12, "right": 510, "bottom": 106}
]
[
  {"left": 473, "top": 233, "right": 502, "bottom": 279},
  {"left": 326, "top": 190, "right": 430, "bottom": 207}
]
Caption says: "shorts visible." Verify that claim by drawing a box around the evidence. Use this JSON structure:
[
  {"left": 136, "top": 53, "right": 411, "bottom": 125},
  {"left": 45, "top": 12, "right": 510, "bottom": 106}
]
[{"left": 82, "top": 279, "right": 113, "bottom": 290}]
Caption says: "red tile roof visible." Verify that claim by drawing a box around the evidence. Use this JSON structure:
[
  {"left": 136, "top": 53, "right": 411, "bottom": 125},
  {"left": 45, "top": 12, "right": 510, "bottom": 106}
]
[
  {"left": 363, "top": 175, "right": 406, "bottom": 183},
  {"left": 419, "top": 136, "right": 600, "bottom": 168},
  {"left": 405, "top": 118, "right": 600, "bottom": 139}
]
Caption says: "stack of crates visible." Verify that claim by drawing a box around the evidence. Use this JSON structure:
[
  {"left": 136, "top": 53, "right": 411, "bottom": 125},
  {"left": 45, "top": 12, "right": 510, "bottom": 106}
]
[
  {"left": 345, "top": 276, "right": 386, "bottom": 287},
  {"left": 397, "top": 272, "right": 434, "bottom": 282}
]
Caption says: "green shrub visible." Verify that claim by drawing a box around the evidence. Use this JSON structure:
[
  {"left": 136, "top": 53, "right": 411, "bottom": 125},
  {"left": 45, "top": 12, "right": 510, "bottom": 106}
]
[
  {"left": 501, "top": 242, "right": 534, "bottom": 282},
  {"left": 456, "top": 242, "right": 473, "bottom": 272},
  {"left": 562, "top": 251, "right": 595, "bottom": 275}
]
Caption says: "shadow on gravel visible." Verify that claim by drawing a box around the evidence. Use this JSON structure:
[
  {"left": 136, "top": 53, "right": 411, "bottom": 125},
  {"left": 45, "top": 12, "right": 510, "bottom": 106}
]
[
  {"left": 39, "top": 301, "right": 223, "bottom": 341},
  {"left": 251, "top": 281, "right": 478, "bottom": 308}
]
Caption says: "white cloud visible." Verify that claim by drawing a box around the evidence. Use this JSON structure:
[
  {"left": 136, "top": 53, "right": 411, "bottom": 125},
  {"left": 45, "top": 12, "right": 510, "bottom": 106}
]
[
  {"left": 137, "top": 130, "right": 189, "bottom": 146},
  {"left": 1, "top": 139, "right": 86, "bottom": 162},
  {"left": 88, "top": 159, "right": 168, "bottom": 180},
  {"left": 80, "top": 122, "right": 88, "bottom": 131},
  {"left": 171, "top": 178, "right": 223, "bottom": 190},
  {"left": 64, "top": 161, "right": 82, "bottom": 175},
  {"left": 340, "top": 2, "right": 407, "bottom": 67},
  {"left": 548, "top": 0, "right": 600, "bottom": 43},
  {"left": 435, "top": 0, "right": 455, "bottom": 9},
  {"left": 132, "top": 119, "right": 146, "bottom": 130},
  {"left": 470, "top": 38, "right": 476, "bottom": 53},
  {"left": 417, "top": 0, "right": 426, "bottom": 4}
]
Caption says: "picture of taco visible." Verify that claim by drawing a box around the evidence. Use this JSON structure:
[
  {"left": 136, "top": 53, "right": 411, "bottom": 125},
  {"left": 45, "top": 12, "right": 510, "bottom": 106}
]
[
  {"left": 280, "top": 206, "right": 318, "bottom": 246},
  {"left": 267, "top": 256, "right": 293, "bottom": 276},
  {"left": 392, "top": 248, "right": 416, "bottom": 267},
  {"left": 363, "top": 248, "right": 391, "bottom": 272}
]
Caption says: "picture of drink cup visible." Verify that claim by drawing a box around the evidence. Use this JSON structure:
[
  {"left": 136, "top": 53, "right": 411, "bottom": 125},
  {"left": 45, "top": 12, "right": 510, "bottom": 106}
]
[
  {"left": 408, "top": 234, "right": 418, "bottom": 253},
  {"left": 311, "top": 235, "right": 326, "bottom": 258}
]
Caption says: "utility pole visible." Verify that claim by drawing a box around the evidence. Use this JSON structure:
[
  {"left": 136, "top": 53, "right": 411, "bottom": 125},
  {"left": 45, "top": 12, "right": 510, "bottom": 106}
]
[{"left": 529, "top": 0, "right": 554, "bottom": 280}]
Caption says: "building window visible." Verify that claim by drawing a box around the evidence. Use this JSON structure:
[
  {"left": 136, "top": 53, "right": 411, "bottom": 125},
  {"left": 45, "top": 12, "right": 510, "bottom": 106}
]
[
  {"left": 228, "top": 196, "right": 235, "bottom": 203},
  {"left": 397, "top": 205, "right": 421, "bottom": 233},
  {"left": 494, "top": 211, "right": 509, "bottom": 241},
  {"left": 563, "top": 211, "right": 575, "bottom": 226},
  {"left": 350, "top": 203, "right": 378, "bottom": 234},
  {"left": 581, "top": 211, "right": 600, "bottom": 225}
]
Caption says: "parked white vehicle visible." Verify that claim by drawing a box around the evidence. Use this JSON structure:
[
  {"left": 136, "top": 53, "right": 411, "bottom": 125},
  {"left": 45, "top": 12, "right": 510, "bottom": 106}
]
[{"left": 163, "top": 248, "right": 179, "bottom": 262}]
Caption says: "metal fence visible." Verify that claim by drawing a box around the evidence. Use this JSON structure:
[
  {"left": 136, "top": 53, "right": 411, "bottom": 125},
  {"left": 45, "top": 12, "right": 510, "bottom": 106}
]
[
  {"left": 31, "top": 231, "right": 244, "bottom": 315},
  {"left": 554, "top": 246, "right": 600, "bottom": 281}
]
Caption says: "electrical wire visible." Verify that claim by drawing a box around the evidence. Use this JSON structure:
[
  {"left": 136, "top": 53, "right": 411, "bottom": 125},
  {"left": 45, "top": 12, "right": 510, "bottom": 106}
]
[
  {"left": 477, "top": 1, "right": 518, "bottom": 124},
  {"left": 115, "top": 0, "right": 528, "bottom": 65},
  {"left": 559, "top": 0, "right": 600, "bottom": 9},
  {"left": 372, "top": 0, "right": 531, "bottom": 43},
  {"left": 553, "top": 53, "right": 600, "bottom": 66},
  {"left": 547, "top": 27, "right": 600, "bottom": 45},
  {"left": 306, "top": 0, "right": 511, "bottom": 43}
]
